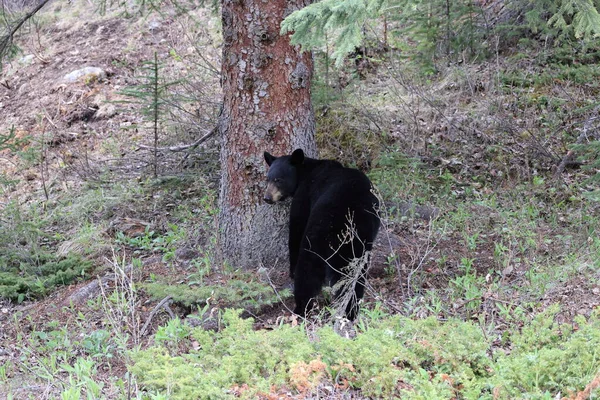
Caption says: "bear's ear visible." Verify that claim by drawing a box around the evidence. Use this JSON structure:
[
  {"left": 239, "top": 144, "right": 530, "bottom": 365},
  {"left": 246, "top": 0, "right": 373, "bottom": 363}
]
[
  {"left": 290, "top": 149, "right": 305, "bottom": 165},
  {"left": 264, "top": 152, "right": 276, "bottom": 166}
]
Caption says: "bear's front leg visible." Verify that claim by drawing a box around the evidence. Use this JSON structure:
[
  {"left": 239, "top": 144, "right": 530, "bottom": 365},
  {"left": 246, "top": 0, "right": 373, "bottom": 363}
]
[
  {"left": 289, "top": 199, "right": 310, "bottom": 280},
  {"left": 293, "top": 251, "right": 325, "bottom": 317},
  {"left": 288, "top": 239, "right": 298, "bottom": 279}
]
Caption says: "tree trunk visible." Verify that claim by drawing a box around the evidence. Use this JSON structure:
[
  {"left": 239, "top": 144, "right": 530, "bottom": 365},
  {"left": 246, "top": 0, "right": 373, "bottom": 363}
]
[{"left": 218, "top": 0, "right": 316, "bottom": 269}]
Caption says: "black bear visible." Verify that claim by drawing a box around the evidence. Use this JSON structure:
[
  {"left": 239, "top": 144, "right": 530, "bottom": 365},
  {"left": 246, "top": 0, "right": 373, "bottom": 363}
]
[{"left": 263, "top": 149, "right": 380, "bottom": 320}]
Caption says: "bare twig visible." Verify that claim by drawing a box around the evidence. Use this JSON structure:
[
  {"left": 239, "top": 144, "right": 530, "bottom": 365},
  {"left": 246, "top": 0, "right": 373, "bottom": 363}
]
[
  {"left": 137, "top": 125, "right": 217, "bottom": 152},
  {"left": 0, "top": 0, "right": 53, "bottom": 60},
  {"left": 140, "top": 295, "right": 174, "bottom": 336},
  {"left": 554, "top": 111, "right": 600, "bottom": 179},
  {"left": 260, "top": 263, "right": 297, "bottom": 317}
]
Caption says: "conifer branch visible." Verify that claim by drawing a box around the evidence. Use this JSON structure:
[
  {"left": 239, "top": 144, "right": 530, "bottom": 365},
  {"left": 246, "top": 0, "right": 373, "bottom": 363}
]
[
  {"left": 549, "top": 0, "right": 600, "bottom": 39},
  {"left": 281, "top": 0, "right": 386, "bottom": 66}
]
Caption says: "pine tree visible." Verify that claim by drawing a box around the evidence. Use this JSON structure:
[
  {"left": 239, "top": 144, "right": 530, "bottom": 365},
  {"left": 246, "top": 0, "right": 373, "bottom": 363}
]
[
  {"left": 281, "top": 0, "right": 490, "bottom": 70},
  {"left": 549, "top": 0, "right": 600, "bottom": 39},
  {"left": 282, "top": 0, "right": 600, "bottom": 70},
  {"left": 217, "top": 0, "right": 316, "bottom": 269},
  {"left": 281, "top": 0, "right": 386, "bottom": 66},
  {"left": 120, "top": 52, "right": 171, "bottom": 178}
]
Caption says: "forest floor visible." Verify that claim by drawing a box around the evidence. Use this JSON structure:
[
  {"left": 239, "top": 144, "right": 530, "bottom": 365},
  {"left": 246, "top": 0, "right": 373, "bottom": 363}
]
[{"left": 1, "top": 1, "right": 600, "bottom": 399}]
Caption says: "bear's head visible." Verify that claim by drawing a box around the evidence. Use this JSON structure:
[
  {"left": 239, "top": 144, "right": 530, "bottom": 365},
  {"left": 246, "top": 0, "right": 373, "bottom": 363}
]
[{"left": 263, "top": 148, "right": 305, "bottom": 204}]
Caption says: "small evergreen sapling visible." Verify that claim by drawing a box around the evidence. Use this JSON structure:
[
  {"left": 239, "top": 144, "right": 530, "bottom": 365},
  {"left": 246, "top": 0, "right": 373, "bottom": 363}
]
[{"left": 119, "top": 52, "right": 171, "bottom": 178}]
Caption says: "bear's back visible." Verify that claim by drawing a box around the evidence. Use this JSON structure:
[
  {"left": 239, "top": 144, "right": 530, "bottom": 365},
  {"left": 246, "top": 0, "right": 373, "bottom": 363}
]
[{"left": 299, "top": 159, "right": 376, "bottom": 207}]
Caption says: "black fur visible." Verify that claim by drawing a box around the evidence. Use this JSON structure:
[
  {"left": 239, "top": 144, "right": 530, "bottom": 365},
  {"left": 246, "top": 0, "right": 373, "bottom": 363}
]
[{"left": 263, "top": 149, "right": 380, "bottom": 319}]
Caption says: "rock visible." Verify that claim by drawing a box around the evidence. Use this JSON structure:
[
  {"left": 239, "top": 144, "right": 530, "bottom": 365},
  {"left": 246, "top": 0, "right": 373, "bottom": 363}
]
[
  {"left": 62, "top": 67, "right": 106, "bottom": 84},
  {"left": 95, "top": 103, "right": 117, "bottom": 119},
  {"left": 19, "top": 55, "right": 35, "bottom": 65},
  {"left": 176, "top": 247, "right": 200, "bottom": 261},
  {"left": 148, "top": 19, "right": 162, "bottom": 33}
]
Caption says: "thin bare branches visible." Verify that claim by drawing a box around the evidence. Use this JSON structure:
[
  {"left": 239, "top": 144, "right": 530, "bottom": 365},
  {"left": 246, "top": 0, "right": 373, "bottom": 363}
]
[
  {"left": 0, "top": 0, "right": 52, "bottom": 62},
  {"left": 140, "top": 295, "right": 174, "bottom": 336},
  {"left": 136, "top": 125, "right": 217, "bottom": 152}
]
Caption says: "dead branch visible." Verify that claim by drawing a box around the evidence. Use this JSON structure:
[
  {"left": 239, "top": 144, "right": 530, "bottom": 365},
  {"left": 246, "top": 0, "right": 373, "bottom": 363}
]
[
  {"left": 0, "top": 0, "right": 53, "bottom": 60},
  {"left": 554, "top": 113, "right": 600, "bottom": 179},
  {"left": 259, "top": 262, "right": 297, "bottom": 317},
  {"left": 140, "top": 295, "right": 174, "bottom": 336},
  {"left": 554, "top": 149, "right": 580, "bottom": 178},
  {"left": 137, "top": 126, "right": 217, "bottom": 152},
  {"left": 65, "top": 264, "right": 133, "bottom": 305}
]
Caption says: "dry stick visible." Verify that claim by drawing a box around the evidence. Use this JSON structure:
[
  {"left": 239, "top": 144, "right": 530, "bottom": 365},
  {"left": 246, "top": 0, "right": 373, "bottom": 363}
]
[
  {"left": 0, "top": 0, "right": 53, "bottom": 58},
  {"left": 261, "top": 262, "right": 298, "bottom": 318},
  {"left": 67, "top": 263, "right": 133, "bottom": 304},
  {"left": 137, "top": 125, "right": 217, "bottom": 152},
  {"left": 554, "top": 114, "right": 600, "bottom": 179},
  {"left": 42, "top": 110, "right": 58, "bottom": 129},
  {"left": 33, "top": 51, "right": 48, "bottom": 64},
  {"left": 555, "top": 148, "right": 578, "bottom": 179},
  {"left": 305, "top": 209, "right": 407, "bottom": 317},
  {"left": 140, "top": 295, "right": 174, "bottom": 336},
  {"left": 305, "top": 218, "right": 390, "bottom": 319}
]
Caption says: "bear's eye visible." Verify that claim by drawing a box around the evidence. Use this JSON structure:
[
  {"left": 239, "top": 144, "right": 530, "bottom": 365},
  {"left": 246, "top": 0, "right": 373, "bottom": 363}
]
[{"left": 273, "top": 178, "right": 281, "bottom": 183}]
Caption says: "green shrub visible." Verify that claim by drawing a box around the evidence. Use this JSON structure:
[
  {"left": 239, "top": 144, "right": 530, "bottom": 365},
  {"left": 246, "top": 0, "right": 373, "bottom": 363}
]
[
  {"left": 130, "top": 310, "right": 316, "bottom": 399},
  {"left": 0, "top": 254, "right": 91, "bottom": 302},
  {"left": 493, "top": 307, "right": 600, "bottom": 398},
  {"left": 0, "top": 196, "right": 94, "bottom": 302},
  {"left": 141, "top": 278, "right": 290, "bottom": 310},
  {"left": 130, "top": 307, "right": 600, "bottom": 399}
]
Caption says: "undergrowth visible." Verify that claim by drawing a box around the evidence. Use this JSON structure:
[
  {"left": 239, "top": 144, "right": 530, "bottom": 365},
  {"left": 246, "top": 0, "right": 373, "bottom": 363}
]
[
  {"left": 0, "top": 199, "right": 93, "bottom": 302},
  {"left": 129, "top": 306, "right": 600, "bottom": 399},
  {"left": 368, "top": 144, "right": 600, "bottom": 324},
  {"left": 142, "top": 277, "right": 290, "bottom": 311},
  {"left": 0, "top": 253, "right": 91, "bottom": 302},
  {"left": 2, "top": 2, "right": 600, "bottom": 399},
  {"left": 0, "top": 174, "right": 216, "bottom": 303}
]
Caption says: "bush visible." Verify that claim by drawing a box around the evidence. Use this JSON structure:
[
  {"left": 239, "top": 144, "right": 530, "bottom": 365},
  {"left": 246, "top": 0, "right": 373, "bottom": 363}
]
[
  {"left": 141, "top": 277, "right": 290, "bottom": 310},
  {"left": 130, "top": 307, "right": 600, "bottom": 399},
  {"left": 0, "top": 253, "right": 91, "bottom": 302}
]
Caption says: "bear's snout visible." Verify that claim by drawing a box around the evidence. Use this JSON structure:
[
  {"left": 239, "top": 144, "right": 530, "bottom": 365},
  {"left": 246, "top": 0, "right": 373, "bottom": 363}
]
[
  {"left": 263, "top": 194, "right": 274, "bottom": 204},
  {"left": 264, "top": 181, "right": 283, "bottom": 204}
]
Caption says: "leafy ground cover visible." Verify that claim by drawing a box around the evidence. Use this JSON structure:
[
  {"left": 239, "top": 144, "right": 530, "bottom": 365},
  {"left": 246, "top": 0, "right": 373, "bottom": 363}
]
[
  {"left": 1, "top": 144, "right": 597, "bottom": 398},
  {"left": 131, "top": 306, "right": 600, "bottom": 399}
]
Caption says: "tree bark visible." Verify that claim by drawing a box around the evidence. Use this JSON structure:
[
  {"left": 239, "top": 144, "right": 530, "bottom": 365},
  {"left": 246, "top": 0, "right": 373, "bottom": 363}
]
[{"left": 218, "top": 0, "right": 316, "bottom": 269}]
